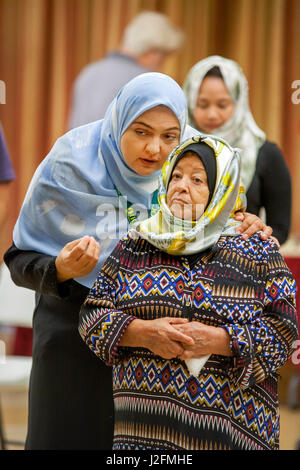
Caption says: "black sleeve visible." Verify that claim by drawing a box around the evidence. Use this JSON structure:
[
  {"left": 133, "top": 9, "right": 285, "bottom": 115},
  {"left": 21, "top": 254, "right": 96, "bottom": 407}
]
[
  {"left": 257, "top": 141, "right": 291, "bottom": 244},
  {"left": 4, "top": 243, "right": 73, "bottom": 298}
]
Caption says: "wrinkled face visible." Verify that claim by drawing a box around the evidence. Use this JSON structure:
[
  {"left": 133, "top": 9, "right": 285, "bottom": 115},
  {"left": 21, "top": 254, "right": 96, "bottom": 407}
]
[
  {"left": 193, "top": 77, "right": 235, "bottom": 133},
  {"left": 120, "top": 106, "right": 180, "bottom": 175},
  {"left": 166, "top": 152, "right": 210, "bottom": 221}
]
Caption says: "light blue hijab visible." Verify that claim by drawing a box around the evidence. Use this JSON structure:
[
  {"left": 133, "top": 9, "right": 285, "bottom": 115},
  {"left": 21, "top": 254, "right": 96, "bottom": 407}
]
[{"left": 13, "top": 73, "right": 196, "bottom": 287}]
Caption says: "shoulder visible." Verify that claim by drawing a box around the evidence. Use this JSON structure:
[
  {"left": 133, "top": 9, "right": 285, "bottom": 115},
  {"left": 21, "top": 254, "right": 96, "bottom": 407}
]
[
  {"left": 51, "top": 121, "right": 102, "bottom": 160},
  {"left": 73, "top": 59, "right": 107, "bottom": 88},
  {"left": 257, "top": 140, "right": 290, "bottom": 177},
  {"left": 220, "top": 234, "right": 294, "bottom": 280},
  {"left": 114, "top": 231, "right": 157, "bottom": 258},
  {"left": 219, "top": 233, "right": 280, "bottom": 261},
  {"left": 258, "top": 140, "right": 285, "bottom": 162},
  {"left": 259, "top": 139, "right": 281, "bottom": 152},
  {"left": 214, "top": 234, "right": 292, "bottom": 283},
  {"left": 39, "top": 121, "right": 103, "bottom": 191}
]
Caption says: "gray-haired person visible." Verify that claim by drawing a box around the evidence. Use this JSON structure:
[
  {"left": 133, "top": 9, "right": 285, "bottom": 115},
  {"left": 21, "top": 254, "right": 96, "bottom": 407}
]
[{"left": 68, "top": 11, "right": 184, "bottom": 129}]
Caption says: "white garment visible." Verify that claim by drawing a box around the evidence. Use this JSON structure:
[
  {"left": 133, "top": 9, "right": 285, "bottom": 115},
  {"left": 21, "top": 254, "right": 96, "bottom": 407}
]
[{"left": 183, "top": 55, "right": 266, "bottom": 191}]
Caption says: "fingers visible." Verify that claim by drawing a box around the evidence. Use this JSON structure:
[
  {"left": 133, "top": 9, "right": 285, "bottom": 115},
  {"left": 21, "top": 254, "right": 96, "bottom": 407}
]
[
  {"left": 235, "top": 213, "right": 273, "bottom": 240},
  {"left": 69, "top": 236, "right": 99, "bottom": 262},
  {"left": 168, "top": 343, "right": 185, "bottom": 358},
  {"left": 235, "top": 213, "right": 254, "bottom": 238},
  {"left": 168, "top": 327, "right": 194, "bottom": 346},
  {"left": 168, "top": 318, "right": 189, "bottom": 325},
  {"left": 79, "top": 237, "right": 100, "bottom": 267},
  {"left": 234, "top": 211, "right": 245, "bottom": 221},
  {"left": 162, "top": 317, "right": 194, "bottom": 345},
  {"left": 64, "top": 237, "right": 86, "bottom": 250},
  {"left": 148, "top": 318, "right": 194, "bottom": 359},
  {"left": 178, "top": 350, "right": 194, "bottom": 360},
  {"left": 69, "top": 236, "right": 91, "bottom": 260},
  {"left": 259, "top": 226, "right": 273, "bottom": 240},
  {"left": 270, "top": 235, "right": 280, "bottom": 249},
  {"left": 55, "top": 236, "right": 100, "bottom": 282}
]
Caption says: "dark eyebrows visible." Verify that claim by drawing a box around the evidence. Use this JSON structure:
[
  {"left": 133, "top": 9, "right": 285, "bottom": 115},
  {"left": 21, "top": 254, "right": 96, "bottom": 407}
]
[
  {"left": 197, "top": 97, "right": 232, "bottom": 103},
  {"left": 131, "top": 121, "right": 180, "bottom": 132},
  {"left": 175, "top": 162, "right": 207, "bottom": 174}
]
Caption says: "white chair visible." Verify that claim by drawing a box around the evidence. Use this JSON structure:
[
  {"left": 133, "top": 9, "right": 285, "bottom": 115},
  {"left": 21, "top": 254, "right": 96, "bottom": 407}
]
[
  {"left": 0, "top": 263, "right": 34, "bottom": 328},
  {"left": 0, "top": 263, "right": 35, "bottom": 449}
]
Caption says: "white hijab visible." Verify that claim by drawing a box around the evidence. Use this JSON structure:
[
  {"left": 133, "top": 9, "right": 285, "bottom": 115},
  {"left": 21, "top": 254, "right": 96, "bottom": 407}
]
[{"left": 183, "top": 56, "right": 266, "bottom": 191}]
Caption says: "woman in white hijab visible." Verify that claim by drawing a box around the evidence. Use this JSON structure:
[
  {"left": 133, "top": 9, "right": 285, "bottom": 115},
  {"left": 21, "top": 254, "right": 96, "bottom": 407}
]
[{"left": 183, "top": 56, "right": 291, "bottom": 244}]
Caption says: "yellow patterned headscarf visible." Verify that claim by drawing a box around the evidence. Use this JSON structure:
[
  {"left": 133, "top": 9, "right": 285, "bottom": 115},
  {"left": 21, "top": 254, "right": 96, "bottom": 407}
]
[{"left": 132, "top": 135, "right": 246, "bottom": 255}]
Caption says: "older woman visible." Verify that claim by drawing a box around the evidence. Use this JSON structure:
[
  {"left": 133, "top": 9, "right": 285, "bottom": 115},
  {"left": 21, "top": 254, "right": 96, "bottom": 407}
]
[
  {"left": 183, "top": 56, "right": 292, "bottom": 244},
  {"left": 79, "top": 135, "right": 298, "bottom": 450}
]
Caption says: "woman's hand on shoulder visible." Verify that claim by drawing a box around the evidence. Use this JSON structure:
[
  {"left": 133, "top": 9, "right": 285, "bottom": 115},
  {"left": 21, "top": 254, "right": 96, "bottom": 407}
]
[
  {"left": 234, "top": 211, "right": 279, "bottom": 246},
  {"left": 55, "top": 236, "right": 100, "bottom": 283}
]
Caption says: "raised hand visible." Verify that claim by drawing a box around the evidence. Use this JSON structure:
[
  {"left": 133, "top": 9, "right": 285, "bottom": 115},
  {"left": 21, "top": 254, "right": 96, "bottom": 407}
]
[{"left": 55, "top": 235, "right": 100, "bottom": 283}]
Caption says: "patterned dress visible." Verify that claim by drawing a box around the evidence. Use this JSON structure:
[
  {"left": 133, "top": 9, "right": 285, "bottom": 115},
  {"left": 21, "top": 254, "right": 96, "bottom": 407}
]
[{"left": 79, "top": 233, "right": 298, "bottom": 450}]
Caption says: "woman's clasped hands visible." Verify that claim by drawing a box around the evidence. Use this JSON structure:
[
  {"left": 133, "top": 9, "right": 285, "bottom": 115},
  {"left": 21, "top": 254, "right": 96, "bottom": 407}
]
[
  {"left": 173, "top": 321, "right": 232, "bottom": 360},
  {"left": 122, "top": 316, "right": 232, "bottom": 361}
]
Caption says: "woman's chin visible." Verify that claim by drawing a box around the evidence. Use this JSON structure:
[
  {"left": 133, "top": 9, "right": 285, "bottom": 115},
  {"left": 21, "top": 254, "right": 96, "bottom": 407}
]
[
  {"left": 133, "top": 165, "right": 160, "bottom": 176},
  {"left": 169, "top": 206, "right": 193, "bottom": 221}
]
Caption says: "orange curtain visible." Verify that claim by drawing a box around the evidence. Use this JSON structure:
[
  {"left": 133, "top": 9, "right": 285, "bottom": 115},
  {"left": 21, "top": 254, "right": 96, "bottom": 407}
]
[{"left": 0, "top": 0, "right": 299, "bottom": 256}]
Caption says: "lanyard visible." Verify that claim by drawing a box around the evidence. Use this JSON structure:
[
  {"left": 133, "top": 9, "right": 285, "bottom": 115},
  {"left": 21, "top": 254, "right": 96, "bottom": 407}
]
[{"left": 114, "top": 186, "right": 159, "bottom": 225}]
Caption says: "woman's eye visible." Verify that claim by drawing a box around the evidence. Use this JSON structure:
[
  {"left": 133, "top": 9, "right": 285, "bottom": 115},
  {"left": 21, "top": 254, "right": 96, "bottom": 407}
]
[
  {"left": 197, "top": 102, "right": 208, "bottom": 109},
  {"left": 164, "top": 134, "right": 178, "bottom": 141},
  {"left": 218, "top": 102, "right": 231, "bottom": 109},
  {"left": 135, "top": 129, "right": 147, "bottom": 136}
]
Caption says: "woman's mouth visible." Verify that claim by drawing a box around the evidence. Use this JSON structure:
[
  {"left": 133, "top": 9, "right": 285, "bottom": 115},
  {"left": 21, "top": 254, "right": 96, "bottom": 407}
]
[
  {"left": 140, "top": 158, "right": 158, "bottom": 165},
  {"left": 205, "top": 123, "right": 221, "bottom": 131},
  {"left": 172, "top": 197, "right": 190, "bottom": 205}
]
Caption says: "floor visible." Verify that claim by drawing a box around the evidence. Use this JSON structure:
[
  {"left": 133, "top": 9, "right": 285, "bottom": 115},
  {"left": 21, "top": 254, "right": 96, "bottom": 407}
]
[
  {"left": 0, "top": 387, "right": 28, "bottom": 450},
  {"left": 1, "top": 367, "right": 300, "bottom": 451}
]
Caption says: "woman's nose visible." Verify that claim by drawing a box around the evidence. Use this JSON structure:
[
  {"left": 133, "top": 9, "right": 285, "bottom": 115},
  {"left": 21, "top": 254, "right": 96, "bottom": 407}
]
[
  {"left": 146, "top": 137, "right": 160, "bottom": 155},
  {"left": 176, "top": 176, "right": 189, "bottom": 191},
  {"left": 207, "top": 106, "right": 219, "bottom": 119}
]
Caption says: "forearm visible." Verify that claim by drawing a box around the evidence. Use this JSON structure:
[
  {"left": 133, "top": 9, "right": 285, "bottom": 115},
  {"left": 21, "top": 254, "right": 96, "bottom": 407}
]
[
  {"left": 212, "top": 327, "right": 232, "bottom": 356},
  {"left": 4, "top": 243, "right": 69, "bottom": 297},
  {"left": 80, "top": 309, "right": 196, "bottom": 362},
  {"left": 224, "top": 313, "right": 298, "bottom": 389},
  {"left": 119, "top": 318, "right": 149, "bottom": 348}
]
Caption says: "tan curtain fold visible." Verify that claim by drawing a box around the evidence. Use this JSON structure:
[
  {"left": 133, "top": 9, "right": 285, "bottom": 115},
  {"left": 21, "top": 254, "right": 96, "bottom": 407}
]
[{"left": 0, "top": 0, "right": 299, "bottom": 251}]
